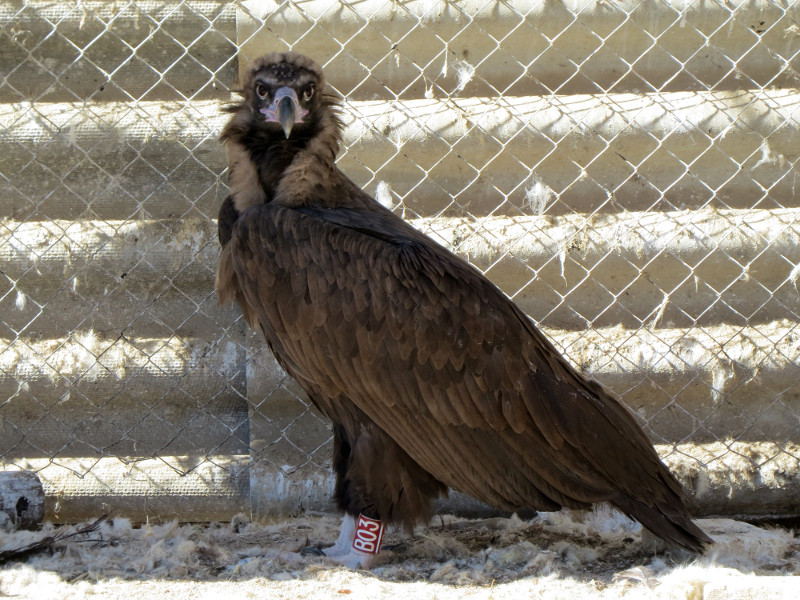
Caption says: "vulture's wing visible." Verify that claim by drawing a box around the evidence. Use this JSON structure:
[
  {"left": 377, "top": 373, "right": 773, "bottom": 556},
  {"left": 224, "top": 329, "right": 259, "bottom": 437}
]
[{"left": 229, "top": 199, "right": 700, "bottom": 545}]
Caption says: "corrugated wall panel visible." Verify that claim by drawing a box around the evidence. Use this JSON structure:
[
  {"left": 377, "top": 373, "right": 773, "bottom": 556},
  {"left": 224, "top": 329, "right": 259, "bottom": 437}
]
[
  {"left": 0, "top": 1, "right": 237, "bottom": 102},
  {"left": 238, "top": 0, "right": 800, "bottom": 97}
]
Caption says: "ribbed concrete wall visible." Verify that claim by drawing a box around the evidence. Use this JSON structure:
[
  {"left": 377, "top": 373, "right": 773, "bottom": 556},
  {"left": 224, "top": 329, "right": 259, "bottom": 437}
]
[
  {"left": 0, "top": 1, "right": 237, "bottom": 102},
  {"left": 1, "top": 0, "right": 799, "bottom": 522},
  {"left": 238, "top": 0, "right": 800, "bottom": 97}
]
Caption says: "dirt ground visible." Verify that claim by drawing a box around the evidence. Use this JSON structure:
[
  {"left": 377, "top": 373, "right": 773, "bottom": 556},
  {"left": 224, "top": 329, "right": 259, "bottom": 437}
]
[{"left": 1, "top": 507, "right": 798, "bottom": 599}]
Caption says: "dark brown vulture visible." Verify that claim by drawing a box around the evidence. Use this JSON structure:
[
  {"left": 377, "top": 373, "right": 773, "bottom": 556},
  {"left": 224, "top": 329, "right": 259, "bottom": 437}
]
[{"left": 216, "top": 52, "right": 712, "bottom": 568}]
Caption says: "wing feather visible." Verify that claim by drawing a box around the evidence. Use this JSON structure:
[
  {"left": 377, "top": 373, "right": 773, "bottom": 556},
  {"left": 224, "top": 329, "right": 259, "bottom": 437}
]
[{"left": 228, "top": 201, "right": 689, "bottom": 513}]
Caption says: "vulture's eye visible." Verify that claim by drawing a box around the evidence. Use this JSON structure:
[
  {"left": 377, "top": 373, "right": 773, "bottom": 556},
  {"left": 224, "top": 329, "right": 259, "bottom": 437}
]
[
  {"left": 303, "top": 83, "right": 316, "bottom": 101},
  {"left": 255, "top": 83, "right": 269, "bottom": 99}
]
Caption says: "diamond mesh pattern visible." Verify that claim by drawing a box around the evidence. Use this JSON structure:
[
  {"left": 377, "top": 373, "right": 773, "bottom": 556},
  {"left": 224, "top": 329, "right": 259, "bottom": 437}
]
[{"left": 1, "top": 0, "right": 799, "bottom": 519}]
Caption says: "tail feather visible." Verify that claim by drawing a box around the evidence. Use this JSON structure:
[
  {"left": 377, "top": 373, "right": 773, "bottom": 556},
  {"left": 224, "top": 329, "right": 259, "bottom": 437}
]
[{"left": 612, "top": 494, "right": 713, "bottom": 553}]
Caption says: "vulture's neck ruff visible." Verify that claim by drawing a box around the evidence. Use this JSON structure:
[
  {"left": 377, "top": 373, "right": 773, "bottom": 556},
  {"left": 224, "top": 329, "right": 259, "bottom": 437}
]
[{"left": 220, "top": 52, "right": 343, "bottom": 214}]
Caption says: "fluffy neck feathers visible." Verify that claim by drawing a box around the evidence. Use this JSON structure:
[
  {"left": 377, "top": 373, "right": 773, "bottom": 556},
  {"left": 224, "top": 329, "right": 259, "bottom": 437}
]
[{"left": 221, "top": 94, "right": 344, "bottom": 212}]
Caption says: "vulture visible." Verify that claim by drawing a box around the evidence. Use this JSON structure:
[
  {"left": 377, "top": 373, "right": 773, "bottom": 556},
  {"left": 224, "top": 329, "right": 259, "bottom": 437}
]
[{"left": 216, "top": 52, "right": 712, "bottom": 569}]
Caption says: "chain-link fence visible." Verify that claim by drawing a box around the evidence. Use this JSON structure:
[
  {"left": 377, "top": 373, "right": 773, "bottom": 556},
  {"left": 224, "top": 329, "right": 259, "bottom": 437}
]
[{"left": 1, "top": 0, "right": 799, "bottom": 523}]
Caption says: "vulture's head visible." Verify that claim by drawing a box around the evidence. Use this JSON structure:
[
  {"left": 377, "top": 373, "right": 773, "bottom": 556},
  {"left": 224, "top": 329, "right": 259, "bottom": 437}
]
[{"left": 241, "top": 52, "right": 332, "bottom": 140}]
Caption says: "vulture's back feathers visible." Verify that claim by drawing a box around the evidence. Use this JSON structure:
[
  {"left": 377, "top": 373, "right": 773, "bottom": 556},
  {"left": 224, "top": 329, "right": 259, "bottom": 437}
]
[{"left": 217, "top": 52, "right": 712, "bottom": 553}]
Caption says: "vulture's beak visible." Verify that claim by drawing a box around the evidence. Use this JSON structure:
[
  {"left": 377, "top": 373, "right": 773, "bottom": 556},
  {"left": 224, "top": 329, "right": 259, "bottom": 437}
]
[
  {"left": 259, "top": 86, "right": 308, "bottom": 139},
  {"left": 275, "top": 88, "right": 297, "bottom": 139}
]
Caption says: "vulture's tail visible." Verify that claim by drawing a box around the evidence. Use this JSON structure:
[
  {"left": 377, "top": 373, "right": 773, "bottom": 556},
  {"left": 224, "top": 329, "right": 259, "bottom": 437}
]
[{"left": 612, "top": 494, "right": 713, "bottom": 553}]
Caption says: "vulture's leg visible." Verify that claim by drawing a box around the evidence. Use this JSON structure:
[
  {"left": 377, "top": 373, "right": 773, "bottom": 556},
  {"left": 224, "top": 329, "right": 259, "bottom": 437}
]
[
  {"left": 324, "top": 424, "right": 385, "bottom": 569},
  {"left": 321, "top": 513, "right": 357, "bottom": 557},
  {"left": 324, "top": 513, "right": 384, "bottom": 569},
  {"left": 316, "top": 421, "right": 445, "bottom": 569}
]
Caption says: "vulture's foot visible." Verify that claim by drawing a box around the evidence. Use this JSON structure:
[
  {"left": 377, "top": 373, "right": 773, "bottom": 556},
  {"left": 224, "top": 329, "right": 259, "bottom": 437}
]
[
  {"left": 327, "top": 548, "right": 378, "bottom": 570},
  {"left": 322, "top": 514, "right": 358, "bottom": 557},
  {"left": 320, "top": 513, "right": 384, "bottom": 569}
]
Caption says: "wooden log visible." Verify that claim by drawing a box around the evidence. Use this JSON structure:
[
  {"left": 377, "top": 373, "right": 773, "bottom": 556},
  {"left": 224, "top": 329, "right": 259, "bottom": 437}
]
[{"left": 0, "top": 471, "right": 45, "bottom": 530}]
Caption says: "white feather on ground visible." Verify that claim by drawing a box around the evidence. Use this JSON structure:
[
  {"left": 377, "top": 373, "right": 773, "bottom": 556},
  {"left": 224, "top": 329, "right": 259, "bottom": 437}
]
[{"left": 0, "top": 508, "right": 797, "bottom": 600}]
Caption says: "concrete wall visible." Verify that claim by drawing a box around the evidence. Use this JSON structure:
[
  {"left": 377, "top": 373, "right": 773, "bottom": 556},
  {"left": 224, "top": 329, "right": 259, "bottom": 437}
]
[{"left": 1, "top": 0, "right": 799, "bottom": 522}]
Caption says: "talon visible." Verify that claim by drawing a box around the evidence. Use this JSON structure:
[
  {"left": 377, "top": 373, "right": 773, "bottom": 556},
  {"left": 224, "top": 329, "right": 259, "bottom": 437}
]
[{"left": 300, "top": 546, "right": 326, "bottom": 557}]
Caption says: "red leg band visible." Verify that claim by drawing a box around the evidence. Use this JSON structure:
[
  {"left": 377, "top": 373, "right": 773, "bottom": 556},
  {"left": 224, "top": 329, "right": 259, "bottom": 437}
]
[{"left": 352, "top": 514, "right": 384, "bottom": 554}]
